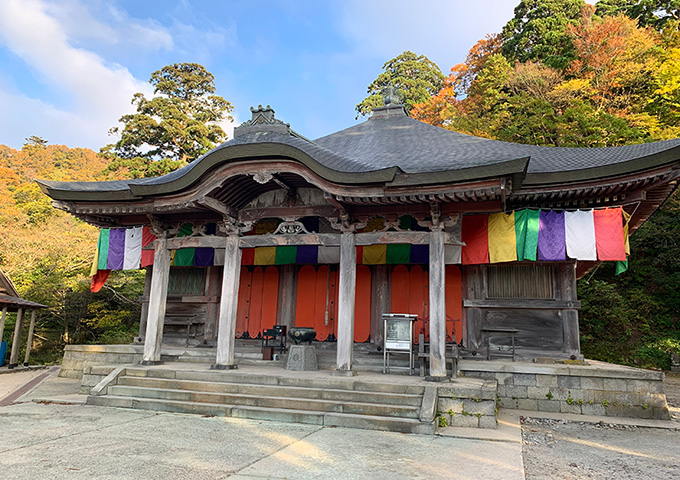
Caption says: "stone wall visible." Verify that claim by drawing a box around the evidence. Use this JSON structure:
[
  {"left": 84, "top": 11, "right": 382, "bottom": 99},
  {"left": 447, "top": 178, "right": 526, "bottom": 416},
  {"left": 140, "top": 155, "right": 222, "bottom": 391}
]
[
  {"left": 60, "top": 345, "right": 144, "bottom": 379},
  {"left": 460, "top": 361, "right": 669, "bottom": 420},
  {"left": 436, "top": 379, "right": 498, "bottom": 429}
]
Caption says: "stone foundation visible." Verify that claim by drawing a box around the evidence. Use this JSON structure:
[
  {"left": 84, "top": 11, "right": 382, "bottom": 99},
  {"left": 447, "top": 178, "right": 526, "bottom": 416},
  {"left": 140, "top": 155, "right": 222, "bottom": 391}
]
[
  {"left": 436, "top": 379, "right": 498, "bottom": 429},
  {"left": 60, "top": 344, "right": 145, "bottom": 379},
  {"left": 460, "top": 361, "right": 670, "bottom": 420}
]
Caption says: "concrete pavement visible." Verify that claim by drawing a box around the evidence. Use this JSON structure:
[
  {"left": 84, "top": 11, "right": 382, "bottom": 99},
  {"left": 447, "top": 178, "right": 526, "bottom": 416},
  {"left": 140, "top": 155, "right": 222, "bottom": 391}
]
[{"left": 0, "top": 368, "right": 525, "bottom": 480}]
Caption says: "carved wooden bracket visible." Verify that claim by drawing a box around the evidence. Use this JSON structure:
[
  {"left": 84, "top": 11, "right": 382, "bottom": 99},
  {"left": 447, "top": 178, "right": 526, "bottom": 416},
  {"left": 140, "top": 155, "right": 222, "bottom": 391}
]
[{"left": 273, "top": 220, "right": 310, "bottom": 235}]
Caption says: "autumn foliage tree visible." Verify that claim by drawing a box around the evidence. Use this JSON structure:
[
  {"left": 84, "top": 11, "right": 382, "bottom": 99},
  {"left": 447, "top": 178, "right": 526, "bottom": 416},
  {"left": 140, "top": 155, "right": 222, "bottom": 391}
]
[
  {"left": 0, "top": 142, "right": 143, "bottom": 360},
  {"left": 411, "top": 2, "right": 680, "bottom": 368}
]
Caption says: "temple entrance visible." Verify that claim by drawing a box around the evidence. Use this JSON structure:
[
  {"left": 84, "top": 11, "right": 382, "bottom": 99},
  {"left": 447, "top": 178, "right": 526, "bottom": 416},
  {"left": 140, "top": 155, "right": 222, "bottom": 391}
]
[
  {"left": 390, "top": 265, "right": 462, "bottom": 344},
  {"left": 235, "top": 266, "right": 279, "bottom": 338},
  {"left": 294, "top": 264, "right": 371, "bottom": 342}
]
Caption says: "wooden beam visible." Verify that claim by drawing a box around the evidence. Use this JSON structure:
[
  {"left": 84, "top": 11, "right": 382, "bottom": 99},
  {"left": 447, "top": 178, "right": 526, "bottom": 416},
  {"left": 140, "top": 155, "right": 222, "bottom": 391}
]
[
  {"left": 463, "top": 299, "right": 581, "bottom": 309},
  {"left": 239, "top": 234, "right": 339, "bottom": 247},
  {"left": 239, "top": 204, "right": 339, "bottom": 222},
  {"left": 166, "top": 230, "right": 465, "bottom": 249},
  {"left": 196, "top": 196, "right": 237, "bottom": 220}
]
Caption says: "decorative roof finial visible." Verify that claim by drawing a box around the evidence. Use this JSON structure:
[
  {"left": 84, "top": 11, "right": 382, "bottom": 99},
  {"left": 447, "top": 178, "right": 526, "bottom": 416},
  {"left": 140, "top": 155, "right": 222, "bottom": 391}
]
[{"left": 382, "top": 86, "right": 403, "bottom": 106}]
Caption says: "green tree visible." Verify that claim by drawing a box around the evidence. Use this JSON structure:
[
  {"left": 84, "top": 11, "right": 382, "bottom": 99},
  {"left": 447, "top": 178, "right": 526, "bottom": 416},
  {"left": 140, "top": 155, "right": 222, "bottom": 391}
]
[
  {"left": 501, "top": 0, "right": 586, "bottom": 69},
  {"left": 24, "top": 136, "right": 48, "bottom": 148},
  {"left": 596, "top": 0, "right": 680, "bottom": 30},
  {"left": 355, "top": 51, "right": 446, "bottom": 117},
  {"left": 107, "top": 63, "right": 234, "bottom": 163}
]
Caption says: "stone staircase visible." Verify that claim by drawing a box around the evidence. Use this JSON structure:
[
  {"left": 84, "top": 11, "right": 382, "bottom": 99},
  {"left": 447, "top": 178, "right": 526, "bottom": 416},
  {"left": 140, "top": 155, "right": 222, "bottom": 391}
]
[{"left": 86, "top": 366, "right": 439, "bottom": 434}]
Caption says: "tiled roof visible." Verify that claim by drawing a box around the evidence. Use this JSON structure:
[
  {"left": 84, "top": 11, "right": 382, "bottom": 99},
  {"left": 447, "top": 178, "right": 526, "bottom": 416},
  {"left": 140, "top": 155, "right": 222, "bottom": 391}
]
[
  {"left": 314, "top": 114, "right": 680, "bottom": 175},
  {"left": 37, "top": 107, "right": 680, "bottom": 199}
]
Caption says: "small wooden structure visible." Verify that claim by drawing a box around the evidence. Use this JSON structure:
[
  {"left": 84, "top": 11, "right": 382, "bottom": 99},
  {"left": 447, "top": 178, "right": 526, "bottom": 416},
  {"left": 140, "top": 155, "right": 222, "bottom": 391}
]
[
  {"left": 0, "top": 270, "right": 47, "bottom": 368},
  {"left": 38, "top": 102, "right": 680, "bottom": 378}
]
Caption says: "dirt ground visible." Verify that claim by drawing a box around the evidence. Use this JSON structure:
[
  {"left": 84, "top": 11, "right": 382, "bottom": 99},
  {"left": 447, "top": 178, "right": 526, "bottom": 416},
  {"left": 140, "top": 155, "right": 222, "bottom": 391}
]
[{"left": 522, "top": 372, "right": 680, "bottom": 480}]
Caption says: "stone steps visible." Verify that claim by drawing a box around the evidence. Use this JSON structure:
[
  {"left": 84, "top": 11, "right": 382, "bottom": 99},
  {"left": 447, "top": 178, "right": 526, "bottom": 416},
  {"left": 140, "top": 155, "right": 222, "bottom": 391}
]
[
  {"left": 107, "top": 384, "right": 421, "bottom": 418},
  {"left": 86, "top": 395, "right": 435, "bottom": 434},
  {"left": 87, "top": 366, "right": 436, "bottom": 434},
  {"left": 116, "top": 375, "right": 424, "bottom": 406},
  {"left": 125, "top": 367, "right": 427, "bottom": 395}
]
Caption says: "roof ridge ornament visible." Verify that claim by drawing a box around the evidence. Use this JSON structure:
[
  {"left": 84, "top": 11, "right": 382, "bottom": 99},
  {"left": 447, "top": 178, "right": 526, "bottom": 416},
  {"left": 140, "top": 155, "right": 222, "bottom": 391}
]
[
  {"left": 234, "top": 104, "right": 292, "bottom": 137},
  {"left": 371, "top": 87, "right": 407, "bottom": 118},
  {"left": 382, "top": 86, "right": 403, "bottom": 106}
]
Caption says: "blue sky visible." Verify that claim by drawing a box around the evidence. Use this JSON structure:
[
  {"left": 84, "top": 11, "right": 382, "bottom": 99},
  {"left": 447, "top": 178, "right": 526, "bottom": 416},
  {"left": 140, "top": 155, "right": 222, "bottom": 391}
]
[{"left": 0, "top": 0, "right": 517, "bottom": 151}]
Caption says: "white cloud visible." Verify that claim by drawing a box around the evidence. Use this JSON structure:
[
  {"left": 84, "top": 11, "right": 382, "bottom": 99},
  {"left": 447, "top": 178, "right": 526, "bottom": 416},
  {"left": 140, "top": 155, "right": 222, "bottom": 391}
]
[
  {"left": 0, "top": 0, "right": 152, "bottom": 149},
  {"left": 43, "top": 0, "right": 173, "bottom": 53}
]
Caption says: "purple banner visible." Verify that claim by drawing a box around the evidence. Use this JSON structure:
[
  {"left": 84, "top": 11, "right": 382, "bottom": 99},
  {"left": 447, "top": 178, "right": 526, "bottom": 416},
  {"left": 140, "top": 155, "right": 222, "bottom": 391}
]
[
  {"left": 107, "top": 228, "right": 126, "bottom": 270},
  {"left": 538, "top": 210, "right": 566, "bottom": 261},
  {"left": 194, "top": 248, "right": 214, "bottom": 267},
  {"left": 409, "top": 244, "right": 429, "bottom": 264},
  {"left": 296, "top": 245, "right": 318, "bottom": 264}
]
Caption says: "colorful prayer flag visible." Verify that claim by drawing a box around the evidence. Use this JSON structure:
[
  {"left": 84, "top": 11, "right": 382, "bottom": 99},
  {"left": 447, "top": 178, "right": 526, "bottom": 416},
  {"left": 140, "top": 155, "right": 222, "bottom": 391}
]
[
  {"left": 409, "top": 244, "right": 429, "bottom": 264},
  {"left": 444, "top": 245, "right": 461, "bottom": 265},
  {"left": 515, "top": 209, "right": 539, "bottom": 261},
  {"left": 387, "top": 244, "right": 410, "bottom": 264},
  {"left": 123, "top": 226, "right": 143, "bottom": 270},
  {"left": 565, "top": 210, "right": 596, "bottom": 260},
  {"left": 362, "top": 244, "right": 386, "bottom": 264},
  {"left": 194, "top": 248, "right": 214, "bottom": 267},
  {"left": 593, "top": 207, "right": 626, "bottom": 261},
  {"left": 537, "top": 210, "right": 566, "bottom": 261},
  {"left": 318, "top": 246, "right": 340, "bottom": 264},
  {"left": 174, "top": 223, "right": 195, "bottom": 266},
  {"left": 296, "top": 245, "right": 318, "bottom": 264},
  {"left": 107, "top": 228, "right": 126, "bottom": 270},
  {"left": 97, "top": 228, "right": 110, "bottom": 271},
  {"left": 488, "top": 212, "right": 517, "bottom": 263},
  {"left": 275, "top": 246, "right": 297, "bottom": 265},
  {"left": 462, "top": 215, "right": 489, "bottom": 265},
  {"left": 90, "top": 270, "right": 110, "bottom": 293},
  {"left": 254, "top": 247, "right": 276, "bottom": 265},
  {"left": 140, "top": 227, "right": 156, "bottom": 268}
]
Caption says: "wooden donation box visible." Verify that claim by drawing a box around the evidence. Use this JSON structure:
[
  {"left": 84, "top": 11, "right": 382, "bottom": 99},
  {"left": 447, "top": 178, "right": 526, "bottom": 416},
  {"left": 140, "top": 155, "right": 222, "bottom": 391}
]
[{"left": 382, "top": 313, "right": 417, "bottom": 374}]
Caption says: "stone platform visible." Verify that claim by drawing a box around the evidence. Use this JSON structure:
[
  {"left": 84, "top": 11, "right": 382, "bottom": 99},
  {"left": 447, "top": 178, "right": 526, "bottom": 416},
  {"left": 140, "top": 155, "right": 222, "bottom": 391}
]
[
  {"left": 62, "top": 343, "right": 671, "bottom": 421},
  {"left": 82, "top": 362, "right": 497, "bottom": 434}
]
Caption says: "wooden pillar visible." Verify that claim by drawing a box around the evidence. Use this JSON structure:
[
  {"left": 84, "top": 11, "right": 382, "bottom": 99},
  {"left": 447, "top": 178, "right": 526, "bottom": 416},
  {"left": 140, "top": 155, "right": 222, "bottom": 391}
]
[
  {"left": 138, "top": 267, "right": 153, "bottom": 340},
  {"left": 464, "top": 265, "right": 485, "bottom": 350},
  {"left": 0, "top": 306, "right": 7, "bottom": 346},
  {"left": 277, "top": 265, "right": 297, "bottom": 330},
  {"left": 142, "top": 237, "right": 170, "bottom": 365},
  {"left": 8, "top": 308, "right": 24, "bottom": 368},
  {"left": 370, "top": 265, "right": 389, "bottom": 346},
  {"left": 212, "top": 235, "right": 242, "bottom": 369},
  {"left": 204, "top": 266, "right": 222, "bottom": 340},
  {"left": 334, "top": 232, "right": 356, "bottom": 375},
  {"left": 428, "top": 229, "right": 447, "bottom": 379},
  {"left": 23, "top": 309, "right": 37, "bottom": 366},
  {"left": 560, "top": 262, "right": 581, "bottom": 356}
]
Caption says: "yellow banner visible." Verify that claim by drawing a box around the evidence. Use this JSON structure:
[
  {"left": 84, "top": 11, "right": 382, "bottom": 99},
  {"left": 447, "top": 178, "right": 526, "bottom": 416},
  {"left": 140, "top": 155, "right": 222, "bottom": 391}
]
[{"left": 488, "top": 212, "right": 518, "bottom": 263}]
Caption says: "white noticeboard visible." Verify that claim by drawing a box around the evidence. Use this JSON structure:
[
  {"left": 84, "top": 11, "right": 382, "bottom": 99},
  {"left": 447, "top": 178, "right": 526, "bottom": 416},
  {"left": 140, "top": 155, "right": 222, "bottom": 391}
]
[
  {"left": 382, "top": 313, "right": 417, "bottom": 374},
  {"left": 385, "top": 318, "right": 413, "bottom": 350}
]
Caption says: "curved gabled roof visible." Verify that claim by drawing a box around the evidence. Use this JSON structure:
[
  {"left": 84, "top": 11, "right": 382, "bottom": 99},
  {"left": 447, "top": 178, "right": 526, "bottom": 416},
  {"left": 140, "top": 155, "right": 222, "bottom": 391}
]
[
  {"left": 314, "top": 108, "right": 680, "bottom": 178},
  {"left": 37, "top": 104, "right": 680, "bottom": 202}
]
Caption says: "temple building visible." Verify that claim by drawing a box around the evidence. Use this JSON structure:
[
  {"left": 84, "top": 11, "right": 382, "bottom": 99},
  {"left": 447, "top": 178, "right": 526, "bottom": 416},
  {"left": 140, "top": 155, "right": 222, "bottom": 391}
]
[{"left": 39, "top": 102, "right": 680, "bottom": 379}]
